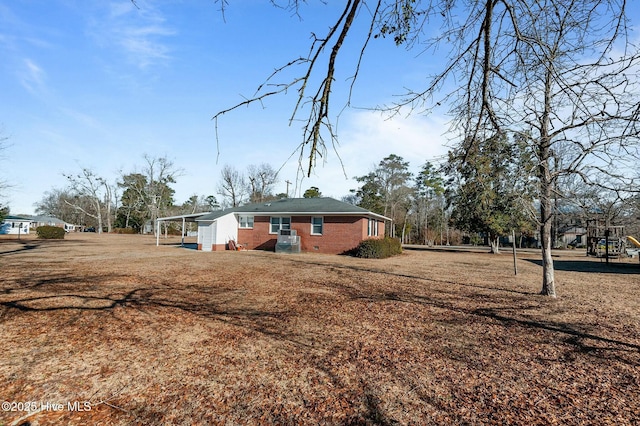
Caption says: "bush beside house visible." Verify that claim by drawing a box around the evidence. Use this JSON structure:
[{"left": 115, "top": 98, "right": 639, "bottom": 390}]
[
  {"left": 352, "top": 237, "right": 402, "bottom": 259},
  {"left": 36, "top": 226, "right": 66, "bottom": 239}
]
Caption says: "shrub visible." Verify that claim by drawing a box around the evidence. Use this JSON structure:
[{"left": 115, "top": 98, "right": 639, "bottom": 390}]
[
  {"left": 352, "top": 237, "right": 402, "bottom": 259},
  {"left": 36, "top": 226, "right": 65, "bottom": 239},
  {"left": 470, "top": 234, "right": 483, "bottom": 246}
]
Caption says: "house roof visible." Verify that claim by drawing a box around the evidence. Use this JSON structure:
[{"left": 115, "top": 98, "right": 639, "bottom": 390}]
[
  {"left": 194, "top": 209, "right": 234, "bottom": 222},
  {"left": 3, "top": 215, "right": 32, "bottom": 222},
  {"left": 194, "top": 198, "right": 391, "bottom": 222},
  {"left": 30, "top": 215, "right": 66, "bottom": 225}
]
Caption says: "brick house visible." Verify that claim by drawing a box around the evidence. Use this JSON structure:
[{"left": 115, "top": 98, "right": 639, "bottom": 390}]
[{"left": 161, "top": 198, "right": 389, "bottom": 254}]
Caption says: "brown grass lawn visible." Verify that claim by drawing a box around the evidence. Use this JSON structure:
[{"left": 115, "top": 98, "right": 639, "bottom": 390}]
[{"left": 1, "top": 233, "right": 639, "bottom": 425}]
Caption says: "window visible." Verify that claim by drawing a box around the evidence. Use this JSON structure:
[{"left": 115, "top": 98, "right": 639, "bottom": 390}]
[
  {"left": 238, "top": 215, "right": 254, "bottom": 229},
  {"left": 311, "top": 217, "right": 323, "bottom": 235},
  {"left": 270, "top": 217, "right": 291, "bottom": 233},
  {"left": 368, "top": 219, "right": 378, "bottom": 237}
]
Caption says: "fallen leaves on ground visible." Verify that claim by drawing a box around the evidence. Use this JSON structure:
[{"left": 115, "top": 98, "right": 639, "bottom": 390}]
[{"left": 0, "top": 234, "right": 638, "bottom": 425}]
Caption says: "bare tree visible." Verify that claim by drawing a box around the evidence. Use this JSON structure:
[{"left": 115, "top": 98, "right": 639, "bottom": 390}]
[
  {"left": 247, "top": 163, "right": 279, "bottom": 203},
  {"left": 213, "top": 1, "right": 640, "bottom": 297},
  {"left": 63, "top": 168, "right": 109, "bottom": 234},
  {"left": 217, "top": 164, "right": 247, "bottom": 207},
  {"left": 141, "top": 154, "right": 180, "bottom": 234},
  {"left": 35, "top": 188, "right": 87, "bottom": 225},
  {"left": 212, "top": 1, "right": 367, "bottom": 177},
  {"left": 103, "top": 181, "right": 117, "bottom": 233},
  {"left": 0, "top": 131, "right": 10, "bottom": 219},
  {"left": 459, "top": 1, "right": 640, "bottom": 296}
]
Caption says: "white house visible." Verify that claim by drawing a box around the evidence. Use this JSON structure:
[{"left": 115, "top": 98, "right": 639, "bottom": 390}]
[{"left": 0, "top": 215, "right": 32, "bottom": 235}]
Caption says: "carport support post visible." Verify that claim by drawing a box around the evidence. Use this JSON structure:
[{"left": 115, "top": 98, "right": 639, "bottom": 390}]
[
  {"left": 156, "top": 220, "right": 160, "bottom": 247},
  {"left": 181, "top": 217, "right": 185, "bottom": 247},
  {"left": 605, "top": 229, "right": 610, "bottom": 265}
]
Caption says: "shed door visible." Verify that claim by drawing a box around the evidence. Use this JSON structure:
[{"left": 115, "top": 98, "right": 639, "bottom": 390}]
[{"left": 200, "top": 222, "right": 215, "bottom": 252}]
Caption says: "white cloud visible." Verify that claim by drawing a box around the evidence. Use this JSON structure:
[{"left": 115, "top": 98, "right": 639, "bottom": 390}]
[
  {"left": 58, "top": 107, "right": 101, "bottom": 129},
  {"left": 340, "top": 110, "right": 451, "bottom": 167},
  {"left": 19, "top": 58, "right": 46, "bottom": 94},
  {"left": 272, "top": 110, "right": 453, "bottom": 198},
  {"left": 89, "top": 2, "right": 175, "bottom": 70}
]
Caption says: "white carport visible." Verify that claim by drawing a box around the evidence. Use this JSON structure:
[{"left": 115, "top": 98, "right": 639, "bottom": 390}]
[
  {"left": 155, "top": 213, "right": 205, "bottom": 247},
  {"left": 156, "top": 210, "right": 239, "bottom": 251}
]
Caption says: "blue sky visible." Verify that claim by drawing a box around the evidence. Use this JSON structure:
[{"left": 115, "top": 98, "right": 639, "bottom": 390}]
[{"left": 1, "top": 1, "right": 459, "bottom": 214}]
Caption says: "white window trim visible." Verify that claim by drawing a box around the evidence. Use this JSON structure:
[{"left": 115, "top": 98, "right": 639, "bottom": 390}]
[
  {"left": 269, "top": 216, "right": 291, "bottom": 234},
  {"left": 238, "top": 215, "right": 254, "bottom": 229},
  {"left": 368, "top": 219, "right": 379, "bottom": 237},
  {"left": 311, "top": 216, "right": 323, "bottom": 235}
]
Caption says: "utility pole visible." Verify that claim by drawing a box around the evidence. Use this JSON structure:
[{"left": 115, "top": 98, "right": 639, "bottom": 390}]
[{"left": 285, "top": 180, "right": 292, "bottom": 198}]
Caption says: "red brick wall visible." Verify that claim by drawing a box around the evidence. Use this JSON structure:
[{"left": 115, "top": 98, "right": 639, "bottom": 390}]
[
  {"left": 237, "top": 216, "right": 275, "bottom": 250},
  {"left": 236, "top": 215, "right": 385, "bottom": 254}
]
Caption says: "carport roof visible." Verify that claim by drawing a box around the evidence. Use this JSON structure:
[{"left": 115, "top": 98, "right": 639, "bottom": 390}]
[{"left": 156, "top": 212, "right": 212, "bottom": 223}]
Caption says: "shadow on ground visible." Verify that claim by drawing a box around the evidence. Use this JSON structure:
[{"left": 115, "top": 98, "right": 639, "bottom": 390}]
[{"left": 526, "top": 258, "right": 639, "bottom": 274}]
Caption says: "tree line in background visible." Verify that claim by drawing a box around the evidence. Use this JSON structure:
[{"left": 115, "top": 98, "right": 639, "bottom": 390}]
[
  {"left": 18, "top": 145, "right": 640, "bottom": 249},
  {"left": 348, "top": 150, "right": 640, "bottom": 254},
  {"left": 32, "top": 154, "right": 326, "bottom": 234}
]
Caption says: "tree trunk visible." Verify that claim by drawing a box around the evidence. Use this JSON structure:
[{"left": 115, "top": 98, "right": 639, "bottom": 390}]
[
  {"left": 95, "top": 200, "right": 103, "bottom": 234},
  {"left": 440, "top": 205, "right": 444, "bottom": 245},
  {"left": 425, "top": 210, "right": 429, "bottom": 246},
  {"left": 538, "top": 64, "right": 557, "bottom": 297},
  {"left": 105, "top": 190, "right": 112, "bottom": 233},
  {"left": 539, "top": 181, "right": 557, "bottom": 297},
  {"left": 489, "top": 235, "right": 500, "bottom": 254}
]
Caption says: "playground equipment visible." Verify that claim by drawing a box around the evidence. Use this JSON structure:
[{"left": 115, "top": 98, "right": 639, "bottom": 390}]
[
  {"left": 627, "top": 236, "right": 640, "bottom": 259},
  {"left": 586, "top": 219, "right": 626, "bottom": 258}
]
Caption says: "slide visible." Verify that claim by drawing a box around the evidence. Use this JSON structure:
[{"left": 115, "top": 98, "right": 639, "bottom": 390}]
[{"left": 628, "top": 236, "right": 640, "bottom": 248}]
